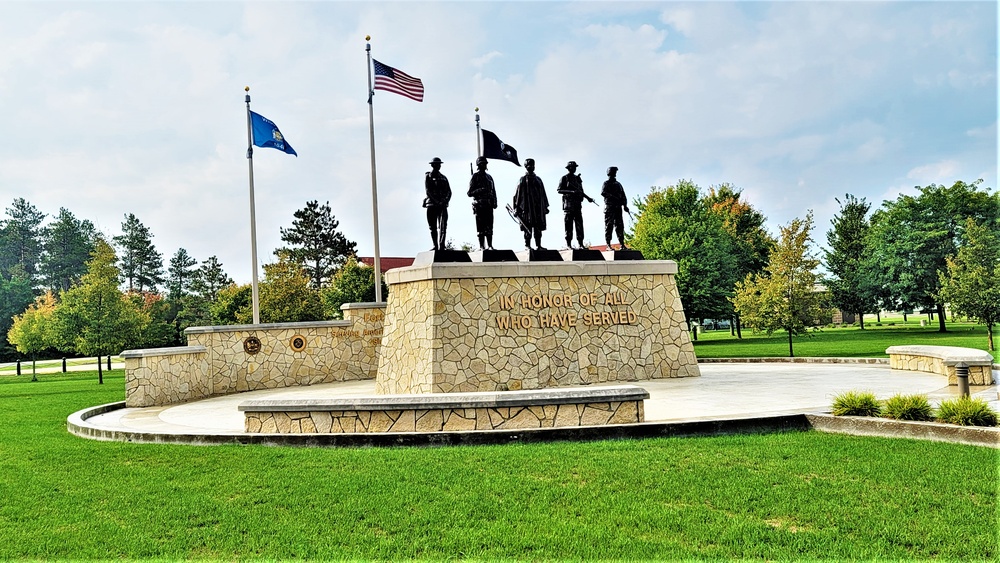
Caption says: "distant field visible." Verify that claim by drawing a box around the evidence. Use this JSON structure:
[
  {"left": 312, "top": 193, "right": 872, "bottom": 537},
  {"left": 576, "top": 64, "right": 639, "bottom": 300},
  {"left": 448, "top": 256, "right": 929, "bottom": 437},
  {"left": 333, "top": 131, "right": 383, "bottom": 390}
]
[
  {"left": 0, "top": 371, "right": 995, "bottom": 560},
  {"left": 693, "top": 320, "right": 994, "bottom": 358}
]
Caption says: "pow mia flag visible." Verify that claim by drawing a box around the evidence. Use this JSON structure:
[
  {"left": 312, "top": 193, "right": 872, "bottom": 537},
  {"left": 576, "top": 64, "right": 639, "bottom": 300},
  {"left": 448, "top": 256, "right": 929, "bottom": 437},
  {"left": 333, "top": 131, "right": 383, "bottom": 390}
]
[{"left": 482, "top": 129, "right": 521, "bottom": 166}]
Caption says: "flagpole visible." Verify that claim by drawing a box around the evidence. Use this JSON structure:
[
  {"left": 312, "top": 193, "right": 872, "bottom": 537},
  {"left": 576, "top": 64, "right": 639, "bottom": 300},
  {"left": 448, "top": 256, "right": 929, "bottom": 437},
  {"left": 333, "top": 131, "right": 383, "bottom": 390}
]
[
  {"left": 475, "top": 108, "right": 482, "bottom": 157},
  {"left": 365, "top": 36, "right": 383, "bottom": 303},
  {"left": 244, "top": 86, "right": 262, "bottom": 325}
]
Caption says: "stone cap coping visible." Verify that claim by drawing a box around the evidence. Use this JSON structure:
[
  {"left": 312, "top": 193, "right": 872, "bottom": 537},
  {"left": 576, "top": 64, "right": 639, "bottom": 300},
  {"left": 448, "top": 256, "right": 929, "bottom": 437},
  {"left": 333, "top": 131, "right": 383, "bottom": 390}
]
[
  {"left": 885, "top": 345, "right": 993, "bottom": 365},
  {"left": 121, "top": 345, "right": 207, "bottom": 359},
  {"left": 385, "top": 260, "right": 678, "bottom": 285},
  {"left": 185, "top": 320, "right": 350, "bottom": 334},
  {"left": 340, "top": 302, "right": 387, "bottom": 310},
  {"left": 238, "top": 385, "right": 650, "bottom": 412}
]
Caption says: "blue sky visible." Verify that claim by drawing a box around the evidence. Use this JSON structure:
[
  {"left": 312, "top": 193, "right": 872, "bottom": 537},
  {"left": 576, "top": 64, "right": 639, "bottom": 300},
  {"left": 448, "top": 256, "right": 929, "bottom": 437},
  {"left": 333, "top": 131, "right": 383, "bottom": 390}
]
[{"left": 2, "top": 1, "right": 996, "bottom": 284}]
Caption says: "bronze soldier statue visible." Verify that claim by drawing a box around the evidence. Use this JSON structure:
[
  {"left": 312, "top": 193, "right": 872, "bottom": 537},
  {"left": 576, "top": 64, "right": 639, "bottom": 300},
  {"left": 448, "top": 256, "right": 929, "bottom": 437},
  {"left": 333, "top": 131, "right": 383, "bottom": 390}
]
[
  {"left": 467, "top": 156, "right": 497, "bottom": 250},
  {"left": 512, "top": 158, "right": 549, "bottom": 250},
  {"left": 556, "top": 160, "right": 596, "bottom": 249},
  {"left": 424, "top": 157, "right": 451, "bottom": 250},
  {"left": 601, "top": 166, "right": 630, "bottom": 249}
]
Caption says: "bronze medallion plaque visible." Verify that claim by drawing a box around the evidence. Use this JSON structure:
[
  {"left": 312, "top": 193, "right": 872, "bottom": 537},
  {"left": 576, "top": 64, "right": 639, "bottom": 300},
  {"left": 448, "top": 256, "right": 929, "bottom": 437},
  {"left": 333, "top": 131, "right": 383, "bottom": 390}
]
[
  {"left": 290, "top": 335, "right": 307, "bottom": 352},
  {"left": 243, "top": 336, "right": 262, "bottom": 355}
]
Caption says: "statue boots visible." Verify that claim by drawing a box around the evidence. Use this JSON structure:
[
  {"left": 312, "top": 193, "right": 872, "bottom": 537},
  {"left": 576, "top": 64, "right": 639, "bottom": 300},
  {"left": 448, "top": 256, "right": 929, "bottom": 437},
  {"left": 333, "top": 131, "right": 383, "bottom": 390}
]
[
  {"left": 486, "top": 234, "right": 495, "bottom": 251},
  {"left": 478, "top": 235, "right": 485, "bottom": 251},
  {"left": 438, "top": 224, "right": 447, "bottom": 251},
  {"left": 430, "top": 226, "right": 439, "bottom": 251},
  {"left": 535, "top": 232, "right": 545, "bottom": 250}
]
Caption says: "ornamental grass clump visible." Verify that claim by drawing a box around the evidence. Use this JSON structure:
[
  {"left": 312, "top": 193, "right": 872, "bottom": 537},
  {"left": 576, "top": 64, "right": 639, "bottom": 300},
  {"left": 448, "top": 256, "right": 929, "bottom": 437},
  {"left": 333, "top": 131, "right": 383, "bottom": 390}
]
[
  {"left": 935, "top": 396, "right": 998, "bottom": 427},
  {"left": 831, "top": 390, "right": 881, "bottom": 417},
  {"left": 882, "top": 394, "right": 934, "bottom": 421}
]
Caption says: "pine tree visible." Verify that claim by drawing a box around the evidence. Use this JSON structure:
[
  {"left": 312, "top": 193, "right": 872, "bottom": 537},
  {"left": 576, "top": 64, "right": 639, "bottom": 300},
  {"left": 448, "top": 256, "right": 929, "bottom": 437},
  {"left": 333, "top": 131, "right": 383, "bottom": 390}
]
[
  {"left": 824, "top": 195, "right": 878, "bottom": 329},
  {"left": 113, "top": 213, "right": 164, "bottom": 292},
  {"left": 0, "top": 198, "right": 46, "bottom": 282},
  {"left": 167, "top": 248, "right": 198, "bottom": 299},
  {"left": 40, "top": 207, "right": 97, "bottom": 292},
  {"left": 277, "top": 200, "right": 357, "bottom": 289}
]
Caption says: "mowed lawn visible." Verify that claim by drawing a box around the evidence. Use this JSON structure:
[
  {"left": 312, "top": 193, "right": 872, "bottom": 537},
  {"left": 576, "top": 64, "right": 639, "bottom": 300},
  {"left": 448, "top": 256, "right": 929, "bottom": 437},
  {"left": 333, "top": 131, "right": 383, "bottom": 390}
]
[
  {"left": 0, "top": 371, "right": 996, "bottom": 560},
  {"left": 693, "top": 318, "right": 996, "bottom": 358}
]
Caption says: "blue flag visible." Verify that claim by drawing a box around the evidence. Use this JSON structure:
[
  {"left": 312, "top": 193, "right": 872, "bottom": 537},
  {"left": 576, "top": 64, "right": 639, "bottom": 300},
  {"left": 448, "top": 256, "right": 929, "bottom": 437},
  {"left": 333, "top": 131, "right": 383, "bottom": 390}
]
[{"left": 250, "top": 110, "right": 297, "bottom": 156}]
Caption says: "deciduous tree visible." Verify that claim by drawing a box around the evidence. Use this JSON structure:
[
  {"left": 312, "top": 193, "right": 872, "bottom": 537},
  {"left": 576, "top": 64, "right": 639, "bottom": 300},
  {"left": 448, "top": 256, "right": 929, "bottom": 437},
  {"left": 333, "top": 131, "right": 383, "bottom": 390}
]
[
  {"left": 731, "top": 213, "right": 829, "bottom": 357},
  {"left": 321, "top": 256, "right": 387, "bottom": 319},
  {"left": 867, "top": 180, "right": 999, "bottom": 332},
  {"left": 52, "top": 238, "right": 145, "bottom": 384},
  {"left": 630, "top": 181, "right": 738, "bottom": 338},
  {"left": 7, "top": 291, "right": 57, "bottom": 381},
  {"left": 939, "top": 218, "right": 1000, "bottom": 351},
  {"left": 259, "top": 252, "right": 324, "bottom": 323}
]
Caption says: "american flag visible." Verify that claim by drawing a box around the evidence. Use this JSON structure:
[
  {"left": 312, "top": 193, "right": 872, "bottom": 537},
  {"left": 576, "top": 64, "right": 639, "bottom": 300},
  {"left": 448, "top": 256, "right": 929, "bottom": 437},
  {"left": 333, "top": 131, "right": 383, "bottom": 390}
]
[{"left": 373, "top": 59, "right": 424, "bottom": 102}]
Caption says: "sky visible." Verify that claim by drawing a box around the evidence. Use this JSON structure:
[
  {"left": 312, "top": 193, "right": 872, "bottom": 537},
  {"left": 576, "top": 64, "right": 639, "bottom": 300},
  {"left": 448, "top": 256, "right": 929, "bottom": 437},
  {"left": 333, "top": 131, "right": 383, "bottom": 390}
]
[{"left": 2, "top": 1, "right": 996, "bottom": 284}]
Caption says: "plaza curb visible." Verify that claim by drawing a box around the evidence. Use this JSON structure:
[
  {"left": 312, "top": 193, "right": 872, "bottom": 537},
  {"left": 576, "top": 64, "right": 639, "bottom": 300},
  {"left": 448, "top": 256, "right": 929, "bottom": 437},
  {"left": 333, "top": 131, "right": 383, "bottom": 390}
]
[
  {"left": 69, "top": 401, "right": 997, "bottom": 449},
  {"left": 806, "top": 413, "right": 1000, "bottom": 448}
]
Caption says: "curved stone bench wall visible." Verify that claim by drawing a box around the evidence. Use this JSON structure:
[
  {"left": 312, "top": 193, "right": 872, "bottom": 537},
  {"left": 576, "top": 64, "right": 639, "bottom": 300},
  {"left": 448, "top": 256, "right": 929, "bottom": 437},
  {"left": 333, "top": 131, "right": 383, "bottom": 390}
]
[
  {"left": 239, "top": 385, "right": 649, "bottom": 433},
  {"left": 886, "top": 345, "right": 994, "bottom": 386},
  {"left": 123, "top": 303, "right": 386, "bottom": 407}
]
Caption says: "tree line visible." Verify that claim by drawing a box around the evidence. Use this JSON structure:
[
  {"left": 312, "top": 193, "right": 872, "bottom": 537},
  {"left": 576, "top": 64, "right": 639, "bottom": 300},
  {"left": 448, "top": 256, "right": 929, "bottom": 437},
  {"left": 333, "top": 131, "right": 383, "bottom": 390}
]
[
  {"left": 2, "top": 199, "right": 380, "bottom": 369},
  {"left": 628, "top": 179, "right": 1000, "bottom": 354}
]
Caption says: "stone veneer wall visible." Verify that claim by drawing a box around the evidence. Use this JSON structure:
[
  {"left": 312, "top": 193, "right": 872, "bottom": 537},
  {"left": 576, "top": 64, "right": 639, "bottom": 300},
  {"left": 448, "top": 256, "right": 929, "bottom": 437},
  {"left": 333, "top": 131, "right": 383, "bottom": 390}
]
[
  {"left": 245, "top": 400, "right": 644, "bottom": 433},
  {"left": 888, "top": 354, "right": 993, "bottom": 386},
  {"left": 123, "top": 303, "right": 385, "bottom": 407},
  {"left": 376, "top": 261, "right": 700, "bottom": 394}
]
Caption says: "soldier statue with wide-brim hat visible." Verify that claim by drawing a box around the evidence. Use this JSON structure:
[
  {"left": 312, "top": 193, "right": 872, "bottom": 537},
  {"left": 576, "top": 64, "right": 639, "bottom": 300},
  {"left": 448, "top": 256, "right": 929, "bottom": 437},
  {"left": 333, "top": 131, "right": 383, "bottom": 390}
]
[
  {"left": 556, "top": 160, "right": 596, "bottom": 249},
  {"left": 601, "top": 166, "right": 630, "bottom": 249},
  {"left": 423, "top": 157, "right": 451, "bottom": 250}
]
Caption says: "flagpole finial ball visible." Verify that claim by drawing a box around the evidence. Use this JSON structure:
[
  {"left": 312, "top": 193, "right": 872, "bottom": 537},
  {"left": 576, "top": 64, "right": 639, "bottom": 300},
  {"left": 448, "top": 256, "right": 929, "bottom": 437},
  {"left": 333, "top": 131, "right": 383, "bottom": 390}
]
[
  {"left": 475, "top": 107, "right": 479, "bottom": 112},
  {"left": 244, "top": 86, "right": 250, "bottom": 92},
  {"left": 365, "top": 35, "right": 371, "bottom": 41}
]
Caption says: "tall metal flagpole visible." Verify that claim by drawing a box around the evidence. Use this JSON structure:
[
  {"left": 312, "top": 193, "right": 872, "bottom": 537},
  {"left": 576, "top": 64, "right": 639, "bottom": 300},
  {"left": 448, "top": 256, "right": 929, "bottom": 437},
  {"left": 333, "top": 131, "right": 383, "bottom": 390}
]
[
  {"left": 244, "top": 86, "right": 262, "bottom": 324},
  {"left": 475, "top": 108, "right": 482, "bottom": 157},
  {"left": 365, "top": 36, "right": 383, "bottom": 303}
]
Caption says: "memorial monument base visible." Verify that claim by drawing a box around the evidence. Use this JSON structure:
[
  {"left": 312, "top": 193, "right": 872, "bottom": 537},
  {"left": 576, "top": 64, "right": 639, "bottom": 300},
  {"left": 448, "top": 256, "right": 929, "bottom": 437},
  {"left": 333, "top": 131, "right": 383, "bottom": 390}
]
[{"left": 376, "top": 260, "right": 700, "bottom": 395}]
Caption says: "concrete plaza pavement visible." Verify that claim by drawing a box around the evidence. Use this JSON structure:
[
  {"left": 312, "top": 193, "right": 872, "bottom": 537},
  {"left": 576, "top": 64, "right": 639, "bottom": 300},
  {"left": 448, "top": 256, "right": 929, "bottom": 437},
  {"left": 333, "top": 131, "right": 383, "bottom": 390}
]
[{"left": 81, "top": 362, "right": 999, "bottom": 439}]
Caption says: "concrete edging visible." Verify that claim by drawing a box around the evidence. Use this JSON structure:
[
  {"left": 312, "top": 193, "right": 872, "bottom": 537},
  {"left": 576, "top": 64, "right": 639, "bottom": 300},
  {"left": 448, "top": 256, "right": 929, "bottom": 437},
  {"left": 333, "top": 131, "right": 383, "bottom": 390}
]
[
  {"left": 67, "top": 401, "right": 997, "bottom": 449},
  {"left": 806, "top": 413, "right": 999, "bottom": 448}
]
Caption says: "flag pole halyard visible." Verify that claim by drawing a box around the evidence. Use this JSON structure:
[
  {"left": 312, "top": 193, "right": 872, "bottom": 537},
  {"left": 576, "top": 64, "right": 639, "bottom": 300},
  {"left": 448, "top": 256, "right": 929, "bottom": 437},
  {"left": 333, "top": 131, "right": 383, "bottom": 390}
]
[
  {"left": 244, "top": 86, "right": 262, "bottom": 325},
  {"left": 366, "top": 36, "right": 384, "bottom": 303}
]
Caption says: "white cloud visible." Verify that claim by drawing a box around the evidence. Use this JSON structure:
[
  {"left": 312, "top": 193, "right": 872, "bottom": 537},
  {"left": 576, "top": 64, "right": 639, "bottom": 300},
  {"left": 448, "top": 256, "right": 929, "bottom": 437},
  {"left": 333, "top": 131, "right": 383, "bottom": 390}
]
[{"left": 906, "top": 160, "right": 961, "bottom": 185}]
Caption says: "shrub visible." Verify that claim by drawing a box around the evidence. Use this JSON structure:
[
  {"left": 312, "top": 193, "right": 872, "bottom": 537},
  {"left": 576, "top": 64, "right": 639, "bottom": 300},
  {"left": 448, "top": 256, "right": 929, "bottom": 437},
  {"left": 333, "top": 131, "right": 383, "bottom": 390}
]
[
  {"left": 831, "top": 391, "right": 881, "bottom": 417},
  {"left": 882, "top": 394, "right": 933, "bottom": 421},
  {"left": 936, "top": 397, "right": 998, "bottom": 427}
]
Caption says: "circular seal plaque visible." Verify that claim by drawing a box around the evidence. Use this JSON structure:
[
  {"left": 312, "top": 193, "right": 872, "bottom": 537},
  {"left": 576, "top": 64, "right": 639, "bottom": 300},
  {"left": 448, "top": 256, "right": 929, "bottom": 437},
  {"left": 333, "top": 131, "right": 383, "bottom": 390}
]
[
  {"left": 290, "top": 335, "right": 307, "bottom": 352},
  {"left": 243, "top": 336, "right": 262, "bottom": 355}
]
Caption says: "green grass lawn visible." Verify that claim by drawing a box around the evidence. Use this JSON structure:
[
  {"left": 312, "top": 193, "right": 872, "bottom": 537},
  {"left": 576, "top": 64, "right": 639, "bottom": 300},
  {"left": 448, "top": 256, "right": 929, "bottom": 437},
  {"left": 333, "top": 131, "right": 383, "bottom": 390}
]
[
  {"left": 0, "top": 372, "right": 996, "bottom": 560},
  {"left": 693, "top": 319, "right": 996, "bottom": 358}
]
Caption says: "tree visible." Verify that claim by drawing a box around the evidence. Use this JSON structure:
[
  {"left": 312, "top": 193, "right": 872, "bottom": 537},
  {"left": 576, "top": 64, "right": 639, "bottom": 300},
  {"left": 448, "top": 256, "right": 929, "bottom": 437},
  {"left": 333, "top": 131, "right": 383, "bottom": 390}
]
[
  {"left": 824, "top": 194, "right": 879, "bottom": 329},
  {"left": 321, "top": 256, "right": 387, "bottom": 319},
  {"left": 704, "top": 184, "right": 775, "bottom": 338},
  {"left": 630, "top": 181, "right": 738, "bottom": 338},
  {"left": 190, "top": 255, "right": 233, "bottom": 301},
  {"left": 939, "top": 218, "right": 1000, "bottom": 351},
  {"left": 867, "top": 180, "right": 999, "bottom": 332},
  {"left": 113, "top": 213, "right": 164, "bottom": 292},
  {"left": 259, "top": 252, "right": 324, "bottom": 323},
  {"left": 277, "top": 200, "right": 357, "bottom": 289},
  {"left": 52, "top": 238, "right": 145, "bottom": 384},
  {"left": 166, "top": 248, "right": 198, "bottom": 299},
  {"left": 731, "top": 213, "right": 829, "bottom": 357},
  {"left": 39, "top": 207, "right": 97, "bottom": 292},
  {"left": 7, "top": 291, "right": 57, "bottom": 381},
  {"left": 0, "top": 198, "right": 46, "bottom": 281},
  {"left": 0, "top": 265, "right": 36, "bottom": 361},
  {"left": 211, "top": 284, "right": 253, "bottom": 325}
]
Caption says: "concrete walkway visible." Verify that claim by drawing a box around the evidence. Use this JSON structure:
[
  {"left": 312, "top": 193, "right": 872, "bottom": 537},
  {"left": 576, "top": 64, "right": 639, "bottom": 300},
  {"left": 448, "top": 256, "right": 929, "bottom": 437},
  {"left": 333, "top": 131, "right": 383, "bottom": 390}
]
[{"left": 81, "top": 363, "right": 999, "bottom": 438}]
